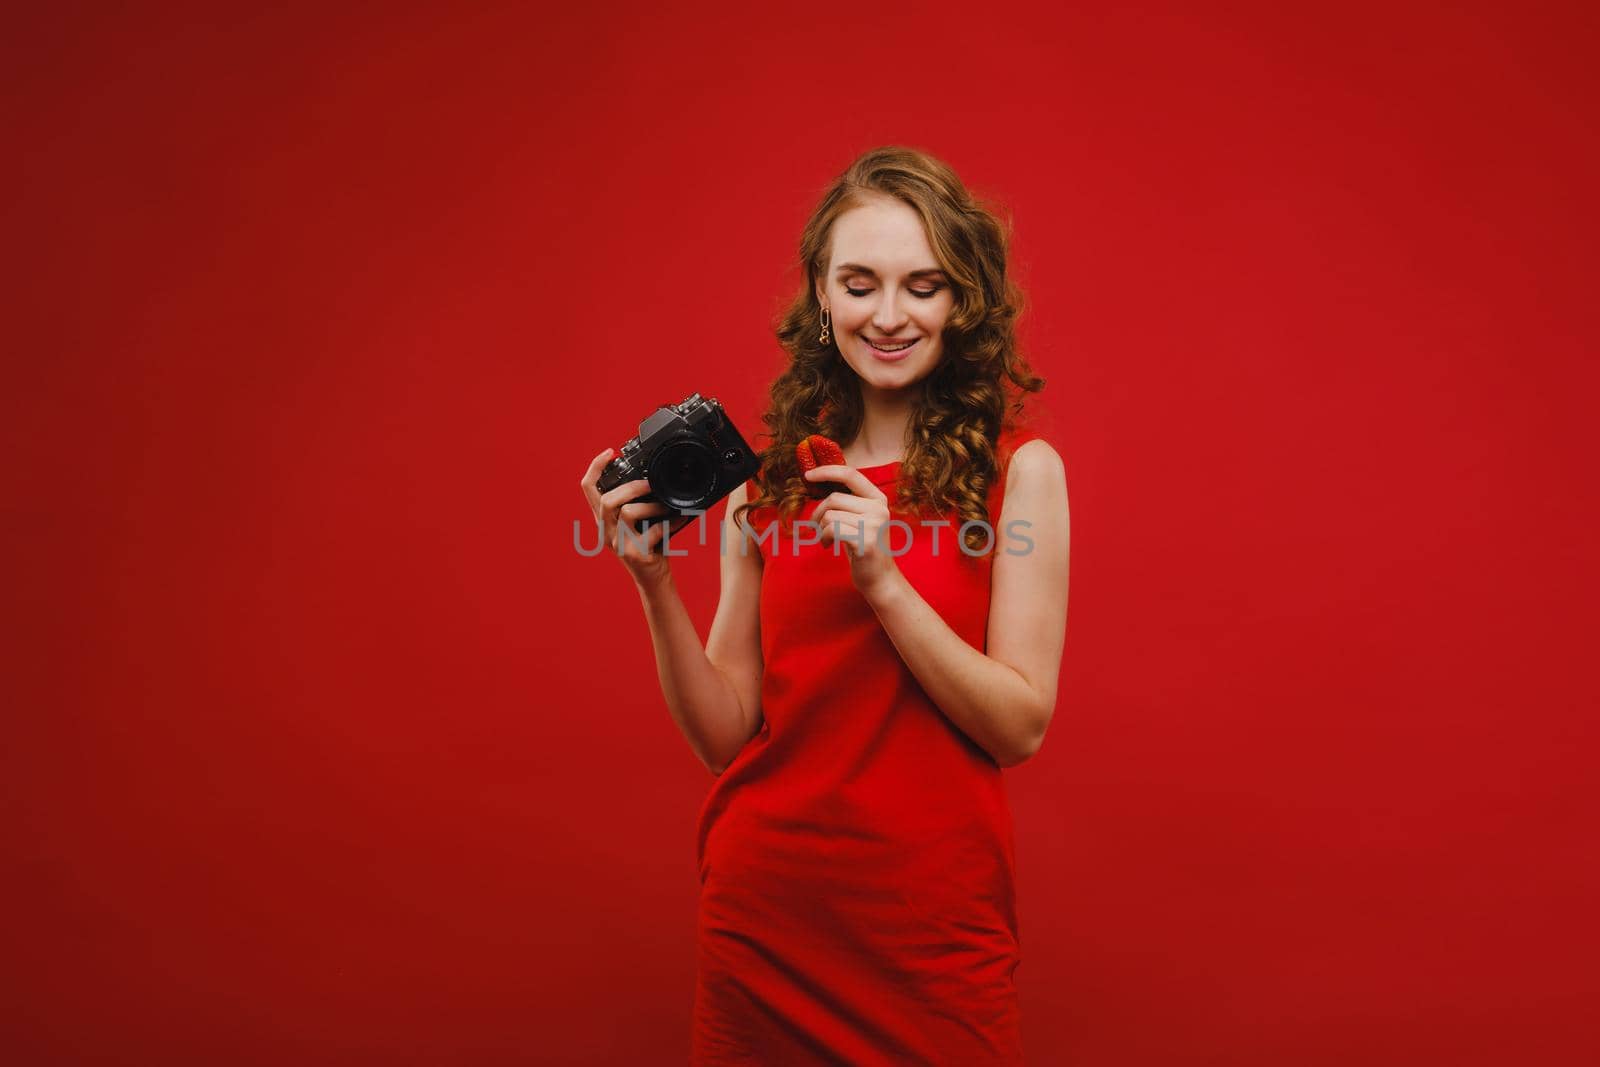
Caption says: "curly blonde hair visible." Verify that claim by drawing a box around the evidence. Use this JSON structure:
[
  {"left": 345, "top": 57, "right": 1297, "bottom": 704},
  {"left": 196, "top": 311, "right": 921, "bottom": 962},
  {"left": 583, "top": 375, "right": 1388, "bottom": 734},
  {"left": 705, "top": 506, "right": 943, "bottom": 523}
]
[{"left": 731, "top": 144, "right": 1046, "bottom": 552}]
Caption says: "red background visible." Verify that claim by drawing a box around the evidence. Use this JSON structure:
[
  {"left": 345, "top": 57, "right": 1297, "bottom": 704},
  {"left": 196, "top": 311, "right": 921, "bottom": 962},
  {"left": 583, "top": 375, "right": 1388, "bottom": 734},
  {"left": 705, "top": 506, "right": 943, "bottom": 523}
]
[{"left": 6, "top": 3, "right": 1596, "bottom": 1064}]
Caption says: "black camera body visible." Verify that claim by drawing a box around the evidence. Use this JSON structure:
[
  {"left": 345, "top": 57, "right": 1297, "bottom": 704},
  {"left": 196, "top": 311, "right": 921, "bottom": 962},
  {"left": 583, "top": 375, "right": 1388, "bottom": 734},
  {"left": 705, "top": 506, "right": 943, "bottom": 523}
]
[{"left": 597, "top": 393, "right": 762, "bottom": 535}]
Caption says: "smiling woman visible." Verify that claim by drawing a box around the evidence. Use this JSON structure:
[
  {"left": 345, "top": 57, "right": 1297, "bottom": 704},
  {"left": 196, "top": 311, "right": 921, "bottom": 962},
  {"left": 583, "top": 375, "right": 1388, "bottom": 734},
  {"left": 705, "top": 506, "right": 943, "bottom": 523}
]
[
  {"left": 829, "top": 238, "right": 953, "bottom": 378},
  {"left": 578, "top": 144, "right": 1069, "bottom": 1064},
  {"left": 732, "top": 148, "right": 1048, "bottom": 555}
]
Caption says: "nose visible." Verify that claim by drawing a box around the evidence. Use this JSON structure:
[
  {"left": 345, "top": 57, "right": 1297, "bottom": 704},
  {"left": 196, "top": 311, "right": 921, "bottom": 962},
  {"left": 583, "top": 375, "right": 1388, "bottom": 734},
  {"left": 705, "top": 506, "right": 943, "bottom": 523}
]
[{"left": 871, "top": 290, "right": 911, "bottom": 335}]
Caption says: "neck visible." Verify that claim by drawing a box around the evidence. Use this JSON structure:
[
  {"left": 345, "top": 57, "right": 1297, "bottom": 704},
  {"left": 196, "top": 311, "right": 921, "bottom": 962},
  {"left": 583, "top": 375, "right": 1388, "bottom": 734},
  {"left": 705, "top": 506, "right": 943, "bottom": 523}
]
[{"left": 845, "top": 380, "right": 915, "bottom": 466}]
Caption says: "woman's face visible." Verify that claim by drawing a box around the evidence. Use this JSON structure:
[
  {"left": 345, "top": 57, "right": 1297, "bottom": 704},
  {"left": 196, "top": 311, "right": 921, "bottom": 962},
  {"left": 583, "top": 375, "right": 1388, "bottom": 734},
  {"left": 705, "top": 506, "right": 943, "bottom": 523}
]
[{"left": 815, "top": 196, "right": 954, "bottom": 395}]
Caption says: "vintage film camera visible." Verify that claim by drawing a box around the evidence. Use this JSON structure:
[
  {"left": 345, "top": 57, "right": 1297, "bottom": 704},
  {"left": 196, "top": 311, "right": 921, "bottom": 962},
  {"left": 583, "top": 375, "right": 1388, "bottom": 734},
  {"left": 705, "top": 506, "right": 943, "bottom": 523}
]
[{"left": 596, "top": 393, "right": 762, "bottom": 538}]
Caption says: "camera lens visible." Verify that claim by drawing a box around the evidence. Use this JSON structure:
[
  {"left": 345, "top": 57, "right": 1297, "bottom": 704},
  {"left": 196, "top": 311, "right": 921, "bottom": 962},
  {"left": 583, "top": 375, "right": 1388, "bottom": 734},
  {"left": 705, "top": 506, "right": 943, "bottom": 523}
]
[{"left": 648, "top": 438, "right": 717, "bottom": 510}]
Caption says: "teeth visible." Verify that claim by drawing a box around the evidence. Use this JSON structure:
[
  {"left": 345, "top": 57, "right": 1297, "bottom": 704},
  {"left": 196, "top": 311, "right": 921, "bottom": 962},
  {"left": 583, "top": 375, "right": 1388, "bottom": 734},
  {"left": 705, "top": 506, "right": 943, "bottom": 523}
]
[{"left": 869, "top": 340, "right": 915, "bottom": 352}]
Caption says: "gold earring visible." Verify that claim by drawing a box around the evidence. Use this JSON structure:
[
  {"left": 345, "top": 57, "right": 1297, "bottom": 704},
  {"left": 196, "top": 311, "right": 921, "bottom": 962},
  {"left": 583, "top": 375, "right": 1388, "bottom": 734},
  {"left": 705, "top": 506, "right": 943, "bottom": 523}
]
[{"left": 819, "top": 305, "right": 831, "bottom": 345}]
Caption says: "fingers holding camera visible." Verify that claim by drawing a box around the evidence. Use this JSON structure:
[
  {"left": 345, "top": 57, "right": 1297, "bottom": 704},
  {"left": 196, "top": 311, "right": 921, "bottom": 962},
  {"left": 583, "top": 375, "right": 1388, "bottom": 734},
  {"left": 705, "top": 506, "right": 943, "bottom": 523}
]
[
  {"left": 580, "top": 450, "right": 675, "bottom": 586},
  {"left": 579, "top": 448, "right": 617, "bottom": 511},
  {"left": 612, "top": 507, "right": 676, "bottom": 589},
  {"left": 598, "top": 477, "right": 658, "bottom": 529},
  {"left": 616, "top": 497, "right": 670, "bottom": 536},
  {"left": 612, "top": 508, "right": 669, "bottom": 554},
  {"left": 580, "top": 450, "right": 656, "bottom": 509}
]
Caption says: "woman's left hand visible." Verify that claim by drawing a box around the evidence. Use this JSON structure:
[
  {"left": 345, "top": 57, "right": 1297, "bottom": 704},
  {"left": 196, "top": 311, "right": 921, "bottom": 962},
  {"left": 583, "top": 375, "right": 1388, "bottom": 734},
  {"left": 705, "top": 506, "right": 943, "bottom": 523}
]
[{"left": 803, "top": 465, "right": 905, "bottom": 599}]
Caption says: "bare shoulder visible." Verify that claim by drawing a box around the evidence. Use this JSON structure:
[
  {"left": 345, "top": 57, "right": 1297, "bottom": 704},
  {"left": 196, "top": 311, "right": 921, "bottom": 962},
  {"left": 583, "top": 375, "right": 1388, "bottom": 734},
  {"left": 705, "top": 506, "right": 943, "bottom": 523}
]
[
  {"left": 726, "top": 478, "right": 753, "bottom": 530},
  {"left": 722, "top": 478, "right": 764, "bottom": 551},
  {"left": 1005, "top": 439, "right": 1068, "bottom": 496},
  {"left": 988, "top": 439, "right": 1071, "bottom": 760}
]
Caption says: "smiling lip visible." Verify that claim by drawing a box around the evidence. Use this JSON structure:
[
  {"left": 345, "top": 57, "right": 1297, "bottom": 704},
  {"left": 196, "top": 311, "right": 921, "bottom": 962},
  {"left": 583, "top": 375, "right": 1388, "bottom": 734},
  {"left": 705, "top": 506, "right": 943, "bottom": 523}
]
[{"left": 865, "top": 337, "right": 919, "bottom": 361}]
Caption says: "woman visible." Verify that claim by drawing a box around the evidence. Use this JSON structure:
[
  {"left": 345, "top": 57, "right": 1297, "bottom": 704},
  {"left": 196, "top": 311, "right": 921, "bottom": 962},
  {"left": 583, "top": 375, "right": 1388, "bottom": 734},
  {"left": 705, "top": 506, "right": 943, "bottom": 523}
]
[{"left": 578, "top": 145, "right": 1070, "bottom": 1064}]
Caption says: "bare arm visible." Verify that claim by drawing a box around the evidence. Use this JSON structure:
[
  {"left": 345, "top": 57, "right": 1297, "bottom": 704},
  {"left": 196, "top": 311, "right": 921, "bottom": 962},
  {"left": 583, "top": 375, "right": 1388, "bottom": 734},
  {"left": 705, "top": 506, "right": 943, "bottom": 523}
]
[
  {"left": 857, "top": 440, "right": 1071, "bottom": 767},
  {"left": 633, "top": 480, "right": 765, "bottom": 775}
]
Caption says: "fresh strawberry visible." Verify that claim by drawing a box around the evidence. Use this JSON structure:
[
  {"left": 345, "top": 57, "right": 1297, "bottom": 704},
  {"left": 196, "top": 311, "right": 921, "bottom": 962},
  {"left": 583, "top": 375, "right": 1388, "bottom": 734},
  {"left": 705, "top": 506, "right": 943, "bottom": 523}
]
[
  {"left": 808, "top": 434, "right": 846, "bottom": 468},
  {"left": 796, "top": 436, "right": 818, "bottom": 473},
  {"left": 796, "top": 434, "right": 848, "bottom": 498}
]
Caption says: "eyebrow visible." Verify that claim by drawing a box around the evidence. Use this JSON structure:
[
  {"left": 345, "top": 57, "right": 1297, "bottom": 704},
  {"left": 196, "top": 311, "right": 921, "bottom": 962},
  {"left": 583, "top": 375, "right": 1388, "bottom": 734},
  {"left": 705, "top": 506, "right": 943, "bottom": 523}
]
[{"left": 834, "top": 262, "right": 948, "bottom": 279}]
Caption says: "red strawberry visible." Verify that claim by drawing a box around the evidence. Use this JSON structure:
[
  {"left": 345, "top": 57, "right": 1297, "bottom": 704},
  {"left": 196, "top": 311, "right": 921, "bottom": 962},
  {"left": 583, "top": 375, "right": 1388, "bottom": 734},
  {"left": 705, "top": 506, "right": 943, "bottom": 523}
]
[
  {"left": 797, "top": 434, "right": 848, "bottom": 498},
  {"left": 795, "top": 436, "right": 818, "bottom": 474},
  {"left": 809, "top": 434, "right": 845, "bottom": 467}
]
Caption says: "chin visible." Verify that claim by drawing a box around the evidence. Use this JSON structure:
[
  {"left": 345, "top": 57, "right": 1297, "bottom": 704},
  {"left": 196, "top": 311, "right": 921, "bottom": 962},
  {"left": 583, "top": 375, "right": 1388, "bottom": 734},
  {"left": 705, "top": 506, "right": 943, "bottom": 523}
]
[
  {"left": 861, "top": 366, "right": 936, "bottom": 392},
  {"left": 846, "top": 348, "right": 942, "bottom": 384}
]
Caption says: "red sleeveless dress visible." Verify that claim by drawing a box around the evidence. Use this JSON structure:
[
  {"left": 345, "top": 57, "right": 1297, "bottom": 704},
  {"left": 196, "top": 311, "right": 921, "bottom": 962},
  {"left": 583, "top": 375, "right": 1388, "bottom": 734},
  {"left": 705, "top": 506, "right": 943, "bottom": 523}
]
[{"left": 692, "top": 426, "right": 1044, "bottom": 1064}]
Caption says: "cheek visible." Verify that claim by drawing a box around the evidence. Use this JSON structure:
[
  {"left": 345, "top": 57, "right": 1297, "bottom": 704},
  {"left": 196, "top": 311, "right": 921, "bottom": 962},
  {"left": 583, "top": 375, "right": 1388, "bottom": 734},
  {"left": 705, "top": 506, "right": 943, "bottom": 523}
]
[{"left": 833, "top": 301, "right": 868, "bottom": 326}]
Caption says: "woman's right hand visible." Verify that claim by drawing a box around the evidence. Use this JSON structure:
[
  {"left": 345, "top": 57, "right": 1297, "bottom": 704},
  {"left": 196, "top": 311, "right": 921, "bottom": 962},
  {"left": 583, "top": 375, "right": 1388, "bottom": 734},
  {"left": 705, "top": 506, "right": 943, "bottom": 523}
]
[{"left": 579, "top": 448, "right": 674, "bottom": 590}]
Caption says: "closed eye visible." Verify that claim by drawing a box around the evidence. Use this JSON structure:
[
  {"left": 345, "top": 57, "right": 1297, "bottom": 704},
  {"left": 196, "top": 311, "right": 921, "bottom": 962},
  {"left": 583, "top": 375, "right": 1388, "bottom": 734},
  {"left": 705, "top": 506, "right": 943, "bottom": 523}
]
[{"left": 845, "top": 285, "right": 945, "bottom": 299}]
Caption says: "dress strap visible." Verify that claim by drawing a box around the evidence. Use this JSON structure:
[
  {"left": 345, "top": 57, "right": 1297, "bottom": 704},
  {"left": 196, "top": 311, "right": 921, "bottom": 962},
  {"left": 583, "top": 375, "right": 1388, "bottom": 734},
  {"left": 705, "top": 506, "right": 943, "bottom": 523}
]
[
  {"left": 988, "top": 425, "right": 1050, "bottom": 523},
  {"left": 997, "top": 424, "right": 1045, "bottom": 474}
]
